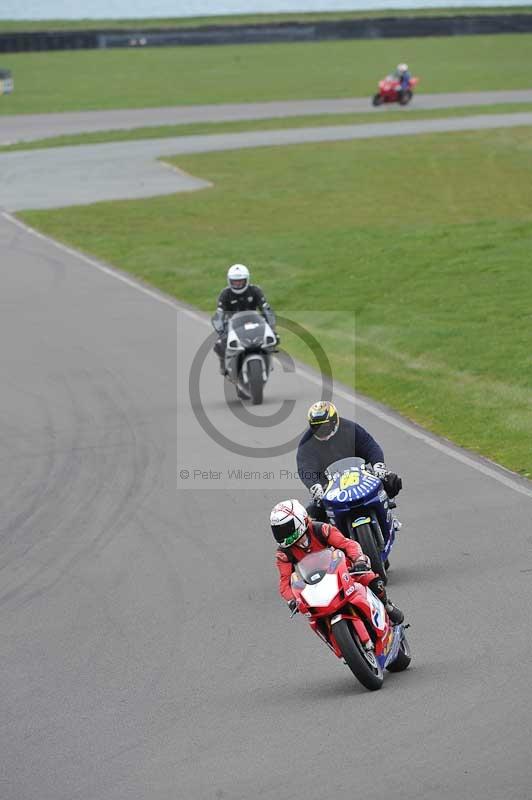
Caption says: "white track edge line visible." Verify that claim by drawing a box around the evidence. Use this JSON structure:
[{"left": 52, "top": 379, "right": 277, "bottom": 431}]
[{"left": 4, "top": 210, "right": 531, "bottom": 500}]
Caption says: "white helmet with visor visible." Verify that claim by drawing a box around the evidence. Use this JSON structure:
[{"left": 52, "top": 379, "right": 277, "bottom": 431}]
[
  {"left": 227, "top": 263, "right": 250, "bottom": 294},
  {"left": 270, "top": 499, "right": 310, "bottom": 549}
]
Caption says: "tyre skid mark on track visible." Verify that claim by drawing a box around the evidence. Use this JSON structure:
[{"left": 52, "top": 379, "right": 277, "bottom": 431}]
[{"left": 0, "top": 366, "right": 162, "bottom": 609}]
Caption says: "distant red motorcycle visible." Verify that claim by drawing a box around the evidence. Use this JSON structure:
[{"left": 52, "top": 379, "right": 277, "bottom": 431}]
[
  {"left": 372, "top": 75, "right": 419, "bottom": 107},
  {"left": 291, "top": 548, "right": 411, "bottom": 691}
]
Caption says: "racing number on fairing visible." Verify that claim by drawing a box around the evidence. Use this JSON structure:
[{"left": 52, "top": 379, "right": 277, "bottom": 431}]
[{"left": 339, "top": 470, "right": 360, "bottom": 490}]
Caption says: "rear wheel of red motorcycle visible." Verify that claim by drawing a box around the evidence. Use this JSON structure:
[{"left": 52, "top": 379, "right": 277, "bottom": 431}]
[
  {"left": 386, "top": 632, "right": 412, "bottom": 672},
  {"left": 372, "top": 93, "right": 384, "bottom": 106},
  {"left": 399, "top": 90, "right": 413, "bottom": 106},
  {"left": 333, "top": 619, "right": 384, "bottom": 690}
]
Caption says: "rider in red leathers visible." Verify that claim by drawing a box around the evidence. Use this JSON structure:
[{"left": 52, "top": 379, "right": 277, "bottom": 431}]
[{"left": 271, "top": 499, "right": 404, "bottom": 624}]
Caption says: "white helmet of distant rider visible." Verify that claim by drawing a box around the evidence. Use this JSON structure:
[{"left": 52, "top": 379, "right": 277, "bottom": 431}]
[
  {"left": 397, "top": 63, "right": 408, "bottom": 75},
  {"left": 227, "top": 263, "right": 250, "bottom": 294},
  {"left": 270, "top": 499, "right": 310, "bottom": 549}
]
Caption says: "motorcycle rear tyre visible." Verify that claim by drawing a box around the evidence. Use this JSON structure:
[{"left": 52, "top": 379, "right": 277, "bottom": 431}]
[
  {"left": 399, "top": 90, "right": 413, "bottom": 106},
  {"left": 248, "top": 359, "right": 264, "bottom": 405},
  {"left": 353, "top": 522, "right": 387, "bottom": 582},
  {"left": 386, "top": 632, "right": 412, "bottom": 672},
  {"left": 333, "top": 619, "right": 384, "bottom": 690},
  {"left": 372, "top": 93, "right": 384, "bottom": 106}
]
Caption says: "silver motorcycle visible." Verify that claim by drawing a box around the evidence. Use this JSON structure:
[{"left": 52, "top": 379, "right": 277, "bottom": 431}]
[{"left": 223, "top": 310, "right": 277, "bottom": 404}]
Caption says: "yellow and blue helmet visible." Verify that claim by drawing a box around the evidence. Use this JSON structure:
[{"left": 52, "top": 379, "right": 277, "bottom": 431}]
[{"left": 307, "top": 401, "right": 339, "bottom": 441}]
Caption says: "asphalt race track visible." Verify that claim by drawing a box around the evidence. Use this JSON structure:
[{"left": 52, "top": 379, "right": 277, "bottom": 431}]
[
  {"left": 2, "top": 90, "right": 532, "bottom": 210},
  {"left": 3, "top": 111, "right": 532, "bottom": 210},
  {"left": 2, "top": 89, "right": 532, "bottom": 145},
  {"left": 1, "top": 95, "right": 531, "bottom": 799}
]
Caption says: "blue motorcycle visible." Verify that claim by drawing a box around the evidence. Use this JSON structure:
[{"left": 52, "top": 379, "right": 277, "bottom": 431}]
[{"left": 321, "top": 457, "right": 399, "bottom": 581}]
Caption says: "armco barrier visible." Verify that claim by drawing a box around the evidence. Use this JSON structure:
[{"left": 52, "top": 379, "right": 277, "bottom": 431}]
[
  {"left": 0, "top": 14, "right": 532, "bottom": 53},
  {"left": 0, "top": 31, "right": 99, "bottom": 52}
]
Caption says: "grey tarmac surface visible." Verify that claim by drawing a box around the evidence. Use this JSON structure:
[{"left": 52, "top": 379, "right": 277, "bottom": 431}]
[
  {"left": 2, "top": 111, "right": 532, "bottom": 210},
  {"left": 1, "top": 211, "right": 531, "bottom": 800},
  {"left": 1, "top": 89, "right": 532, "bottom": 145}
]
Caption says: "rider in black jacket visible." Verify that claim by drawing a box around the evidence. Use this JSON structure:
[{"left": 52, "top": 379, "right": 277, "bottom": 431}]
[
  {"left": 296, "top": 401, "right": 402, "bottom": 520},
  {"left": 211, "top": 263, "right": 276, "bottom": 374}
]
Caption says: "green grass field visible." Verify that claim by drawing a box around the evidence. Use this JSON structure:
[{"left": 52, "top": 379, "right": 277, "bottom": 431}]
[
  {"left": 20, "top": 126, "right": 532, "bottom": 476},
  {"left": 1, "top": 33, "right": 532, "bottom": 115},
  {"left": 1, "top": 7, "right": 532, "bottom": 32},
  {"left": 3, "top": 103, "right": 532, "bottom": 152}
]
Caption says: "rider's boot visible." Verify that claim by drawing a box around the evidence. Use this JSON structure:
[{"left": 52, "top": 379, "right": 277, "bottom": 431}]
[
  {"left": 370, "top": 578, "right": 404, "bottom": 625},
  {"left": 385, "top": 601, "right": 405, "bottom": 626}
]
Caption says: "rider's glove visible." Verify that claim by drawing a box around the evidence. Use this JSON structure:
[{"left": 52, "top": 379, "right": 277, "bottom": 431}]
[
  {"left": 288, "top": 599, "right": 298, "bottom": 614},
  {"left": 351, "top": 554, "right": 371, "bottom": 572},
  {"left": 383, "top": 472, "right": 402, "bottom": 498},
  {"left": 211, "top": 310, "right": 225, "bottom": 335},
  {"left": 372, "top": 462, "right": 388, "bottom": 479},
  {"left": 309, "top": 483, "right": 324, "bottom": 502}
]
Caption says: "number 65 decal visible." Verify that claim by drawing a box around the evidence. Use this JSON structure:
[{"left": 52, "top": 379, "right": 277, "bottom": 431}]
[{"left": 340, "top": 470, "right": 360, "bottom": 490}]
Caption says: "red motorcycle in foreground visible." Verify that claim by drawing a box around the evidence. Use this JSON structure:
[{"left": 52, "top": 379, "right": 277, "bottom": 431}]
[
  {"left": 372, "top": 76, "right": 419, "bottom": 107},
  {"left": 291, "top": 548, "right": 411, "bottom": 691}
]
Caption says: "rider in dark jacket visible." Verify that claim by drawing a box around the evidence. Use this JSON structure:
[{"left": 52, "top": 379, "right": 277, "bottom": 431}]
[
  {"left": 211, "top": 263, "right": 276, "bottom": 374},
  {"left": 296, "top": 401, "right": 402, "bottom": 520}
]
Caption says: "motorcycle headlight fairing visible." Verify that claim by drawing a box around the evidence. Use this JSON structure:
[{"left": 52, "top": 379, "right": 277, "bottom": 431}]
[
  {"left": 228, "top": 335, "right": 243, "bottom": 350},
  {"left": 301, "top": 573, "right": 340, "bottom": 608}
]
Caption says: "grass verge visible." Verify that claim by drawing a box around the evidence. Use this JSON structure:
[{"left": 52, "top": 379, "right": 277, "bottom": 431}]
[
  {"left": 19, "top": 126, "right": 532, "bottom": 476},
  {"left": 3, "top": 103, "right": 532, "bottom": 152},
  {"left": 1, "top": 34, "right": 532, "bottom": 115}
]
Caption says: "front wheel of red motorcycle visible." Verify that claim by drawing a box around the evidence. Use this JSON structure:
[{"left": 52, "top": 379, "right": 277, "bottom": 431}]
[
  {"left": 333, "top": 619, "right": 384, "bottom": 690},
  {"left": 372, "top": 93, "right": 384, "bottom": 106}
]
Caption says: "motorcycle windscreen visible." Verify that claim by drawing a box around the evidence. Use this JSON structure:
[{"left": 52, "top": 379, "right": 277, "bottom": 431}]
[
  {"left": 296, "top": 550, "right": 344, "bottom": 608},
  {"left": 229, "top": 311, "right": 266, "bottom": 346},
  {"left": 325, "top": 457, "right": 365, "bottom": 482},
  {"left": 296, "top": 549, "right": 335, "bottom": 584}
]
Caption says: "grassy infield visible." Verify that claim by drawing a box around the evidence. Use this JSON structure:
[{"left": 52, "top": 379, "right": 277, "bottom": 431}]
[
  {"left": 5, "top": 26, "right": 531, "bottom": 475},
  {"left": 2, "top": 34, "right": 532, "bottom": 114}
]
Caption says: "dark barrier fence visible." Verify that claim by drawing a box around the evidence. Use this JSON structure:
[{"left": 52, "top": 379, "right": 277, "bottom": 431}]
[
  {"left": 0, "top": 31, "right": 98, "bottom": 52},
  {"left": 1, "top": 14, "right": 532, "bottom": 53}
]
